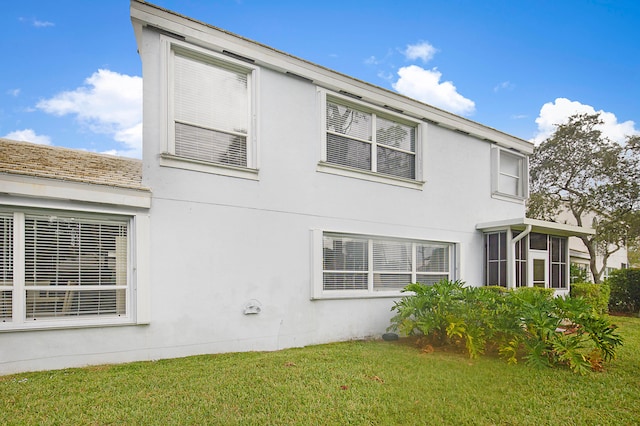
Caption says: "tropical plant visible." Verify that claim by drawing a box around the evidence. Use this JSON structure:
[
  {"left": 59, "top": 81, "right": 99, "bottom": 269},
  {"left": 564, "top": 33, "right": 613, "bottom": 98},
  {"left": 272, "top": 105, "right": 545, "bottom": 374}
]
[{"left": 389, "top": 280, "right": 624, "bottom": 374}]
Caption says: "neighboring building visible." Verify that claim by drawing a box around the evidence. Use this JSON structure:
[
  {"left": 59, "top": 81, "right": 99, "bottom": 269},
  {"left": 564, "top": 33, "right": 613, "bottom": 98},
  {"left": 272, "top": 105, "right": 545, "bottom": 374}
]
[
  {"left": 554, "top": 208, "right": 629, "bottom": 282},
  {"left": 0, "top": 1, "right": 592, "bottom": 375}
]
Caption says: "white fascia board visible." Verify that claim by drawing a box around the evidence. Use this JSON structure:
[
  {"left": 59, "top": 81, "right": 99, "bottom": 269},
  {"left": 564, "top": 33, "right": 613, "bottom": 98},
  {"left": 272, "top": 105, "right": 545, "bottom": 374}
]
[
  {"left": 569, "top": 249, "right": 591, "bottom": 260},
  {"left": 0, "top": 174, "right": 151, "bottom": 209},
  {"left": 476, "top": 217, "right": 595, "bottom": 237},
  {"left": 130, "top": 1, "right": 533, "bottom": 155}
]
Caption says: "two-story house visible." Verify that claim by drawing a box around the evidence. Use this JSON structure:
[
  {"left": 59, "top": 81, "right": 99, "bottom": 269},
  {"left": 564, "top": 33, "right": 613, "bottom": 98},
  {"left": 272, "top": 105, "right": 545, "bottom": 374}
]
[{"left": 0, "top": 0, "right": 593, "bottom": 375}]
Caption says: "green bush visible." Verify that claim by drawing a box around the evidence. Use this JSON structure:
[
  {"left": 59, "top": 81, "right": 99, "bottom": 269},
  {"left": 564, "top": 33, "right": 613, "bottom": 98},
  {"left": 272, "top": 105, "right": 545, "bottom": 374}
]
[
  {"left": 571, "top": 282, "right": 610, "bottom": 315},
  {"left": 389, "top": 280, "right": 623, "bottom": 374},
  {"left": 609, "top": 269, "right": 640, "bottom": 314},
  {"left": 513, "top": 286, "right": 555, "bottom": 299}
]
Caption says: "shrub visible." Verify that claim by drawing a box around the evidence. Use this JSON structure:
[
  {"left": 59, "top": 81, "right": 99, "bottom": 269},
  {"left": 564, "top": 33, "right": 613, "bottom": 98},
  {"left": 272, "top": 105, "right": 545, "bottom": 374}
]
[
  {"left": 609, "top": 269, "right": 640, "bottom": 314},
  {"left": 389, "top": 280, "right": 623, "bottom": 374},
  {"left": 571, "top": 282, "right": 610, "bottom": 315},
  {"left": 514, "top": 286, "right": 555, "bottom": 299}
]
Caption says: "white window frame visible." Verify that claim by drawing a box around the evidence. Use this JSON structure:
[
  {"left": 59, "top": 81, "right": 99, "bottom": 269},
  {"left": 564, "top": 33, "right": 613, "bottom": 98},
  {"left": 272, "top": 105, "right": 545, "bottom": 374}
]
[
  {"left": 160, "top": 36, "right": 260, "bottom": 180},
  {"left": 311, "top": 229, "right": 456, "bottom": 299},
  {"left": 317, "top": 89, "right": 425, "bottom": 190},
  {"left": 0, "top": 208, "right": 146, "bottom": 331},
  {"left": 491, "top": 146, "right": 528, "bottom": 201}
]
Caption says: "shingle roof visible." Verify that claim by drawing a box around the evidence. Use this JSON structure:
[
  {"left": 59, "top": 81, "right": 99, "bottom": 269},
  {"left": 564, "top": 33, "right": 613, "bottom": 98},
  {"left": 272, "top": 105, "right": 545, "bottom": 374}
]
[{"left": 0, "top": 138, "right": 147, "bottom": 191}]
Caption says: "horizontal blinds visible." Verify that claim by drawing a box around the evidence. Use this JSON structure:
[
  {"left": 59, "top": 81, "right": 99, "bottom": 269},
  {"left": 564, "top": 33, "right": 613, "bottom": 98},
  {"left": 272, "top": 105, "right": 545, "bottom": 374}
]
[
  {"left": 174, "top": 49, "right": 249, "bottom": 166},
  {"left": 323, "top": 233, "right": 452, "bottom": 292},
  {"left": 0, "top": 214, "right": 13, "bottom": 320},
  {"left": 323, "top": 234, "right": 368, "bottom": 290},
  {"left": 326, "top": 134, "right": 371, "bottom": 171},
  {"left": 24, "top": 215, "right": 127, "bottom": 319},
  {"left": 416, "top": 244, "right": 449, "bottom": 273},
  {"left": 376, "top": 117, "right": 415, "bottom": 152},
  {"left": 175, "top": 122, "right": 247, "bottom": 166},
  {"left": 376, "top": 147, "right": 415, "bottom": 179},
  {"left": 373, "top": 240, "right": 410, "bottom": 291},
  {"left": 0, "top": 214, "right": 13, "bottom": 285},
  {"left": 326, "top": 99, "right": 416, "bottom": 179}
]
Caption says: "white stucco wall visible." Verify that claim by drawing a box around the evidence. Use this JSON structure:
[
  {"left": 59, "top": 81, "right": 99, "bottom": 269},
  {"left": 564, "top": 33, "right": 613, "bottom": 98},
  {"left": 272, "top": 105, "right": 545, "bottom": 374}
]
[{"left": 0, "top": 7, "right": 531, "bottom": 375}]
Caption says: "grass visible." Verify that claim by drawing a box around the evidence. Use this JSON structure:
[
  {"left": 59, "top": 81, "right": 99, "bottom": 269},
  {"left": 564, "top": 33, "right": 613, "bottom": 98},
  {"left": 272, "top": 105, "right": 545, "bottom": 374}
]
[{"left": 2, "top": 316, "right": 640, "bottom": 425}]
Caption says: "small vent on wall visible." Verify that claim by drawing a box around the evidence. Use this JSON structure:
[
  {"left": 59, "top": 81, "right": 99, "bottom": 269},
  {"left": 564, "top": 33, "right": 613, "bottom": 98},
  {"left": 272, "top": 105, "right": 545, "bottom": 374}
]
[
  {"left": 149, "top": 25, "right": 186, "bottom": 41},
  {"left": 338, "top": 90, "right": 362, "bottom": 100},
  {"left": 286, "top": 72, "right": 313, "bottom": 83},
  {"left": 383, "top": 105, "right": 403, "bottom": 114},
  {"left": 222, "top": 50, "right": 255, "bottom": 64}
]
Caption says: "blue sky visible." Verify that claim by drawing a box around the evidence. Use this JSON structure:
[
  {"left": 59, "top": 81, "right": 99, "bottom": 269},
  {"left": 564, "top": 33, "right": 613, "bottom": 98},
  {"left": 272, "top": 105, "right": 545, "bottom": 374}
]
[{"left": 1, "top": 0, "right": 638, "bottom": 158}]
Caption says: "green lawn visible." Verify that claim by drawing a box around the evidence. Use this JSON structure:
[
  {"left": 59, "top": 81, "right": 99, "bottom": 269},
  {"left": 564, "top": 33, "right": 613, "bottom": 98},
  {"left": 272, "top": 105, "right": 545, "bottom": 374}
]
[{"left": 2, "top": 316, "right": 640, "bottom": 425}]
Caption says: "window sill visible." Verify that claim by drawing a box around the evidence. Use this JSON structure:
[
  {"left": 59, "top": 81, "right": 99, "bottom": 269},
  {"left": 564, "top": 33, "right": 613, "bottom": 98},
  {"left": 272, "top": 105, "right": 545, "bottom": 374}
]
[
  {"left": 317, "top": 162, "right": 424, "bottom": 190},
  {"left": 311, "top": 290, "right": 410, "bottom": 300},
  {"left": 0, "top": 317, "right": 137, "bottom": 332},
  {"left": 160, "top": 153, "right": 259, "bottom": 181},
  {"left": 491, "top": 191, "right": 526, "bottom": 203}
]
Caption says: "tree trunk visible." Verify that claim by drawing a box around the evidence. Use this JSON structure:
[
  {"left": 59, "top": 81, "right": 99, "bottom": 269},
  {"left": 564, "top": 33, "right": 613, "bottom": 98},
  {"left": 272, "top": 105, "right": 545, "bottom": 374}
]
[{"left": 581, "top": 236, "right": 602, "bottom": 283}]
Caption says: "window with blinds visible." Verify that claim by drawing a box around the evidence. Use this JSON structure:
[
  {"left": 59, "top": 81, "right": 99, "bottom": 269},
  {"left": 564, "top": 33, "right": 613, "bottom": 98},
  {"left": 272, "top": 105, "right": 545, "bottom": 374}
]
[
  {"left": 326, "top": 99, "right": 417, "bottom": 180},
  {"left": 0, "top": 211, "right": 130, "bottom": 325},
  {"left": 0, "top": 214, "right": 13, "bottom": 321},
  {"left": 322, "top": 232, "right": 452, "bottom": 293},
  {"left": 171, "top": 46, "right": 252, "bottom": 167}
]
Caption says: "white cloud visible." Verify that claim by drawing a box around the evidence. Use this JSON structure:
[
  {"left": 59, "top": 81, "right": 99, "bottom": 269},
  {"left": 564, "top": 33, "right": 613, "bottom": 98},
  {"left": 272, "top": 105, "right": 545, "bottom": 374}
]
[
  {"left": 493, "top": 81, "right": 515, "bottom": 92},
  {"left": 7, "top": 88, "right": 20, "bottom": 97},
  {"left": 532, "top": 98, "right": 639, "bottom": 144},
  {"left": 37, "top": 69, "right": 142, "bottom": 157},
  {"left": 33, "top": 19, "right": 54, "bottom": 28},
  {"left": 19, "top": 17, "right": 54, "bottom": 27},
  {"left": 392, "top": 65, "right": 475, "bottom": 116},
  {"left": 3, "top": 129, "right": 51, "bottom": 145},
  {"left": 365, "top": 56, "right": 379, "bottom": 65},
  {"left": 403, "top": 41, "right": 437, "bottom": 63}
]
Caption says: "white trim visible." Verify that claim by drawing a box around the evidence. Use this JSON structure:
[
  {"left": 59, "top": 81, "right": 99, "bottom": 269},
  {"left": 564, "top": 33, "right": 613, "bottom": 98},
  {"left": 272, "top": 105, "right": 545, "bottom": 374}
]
[
  {"left": 319, "top": 89, "right": 425, "bottom": 189},
  {"left": 529, "top": 250, "right": 549, "bottom": 289},
  {"left": 491, "top": 146, "right": 528, "bottom": 201},
  {"left": 161, "top": 36, "right": 260, "bottom": 177},
  {"left": 133, "top": 214, "right": 151, "bottom": 324},
  {"left": 476, "top": 217, "right": 595, "bottom": 237},
  {"left": 0, "top": 208, "right": 149, "bottom": 331},
  {"left": 159, "top": 153, "right": 259, "bottom": 180},
  {"left": 316, "top": 162, "right": 425, "bottom": 190},
  {"left": 0, "top": 174, "right": 150, "bottom": 209},
  {"left": 311, "top": 229, "right": 455, "bottom": 300}
]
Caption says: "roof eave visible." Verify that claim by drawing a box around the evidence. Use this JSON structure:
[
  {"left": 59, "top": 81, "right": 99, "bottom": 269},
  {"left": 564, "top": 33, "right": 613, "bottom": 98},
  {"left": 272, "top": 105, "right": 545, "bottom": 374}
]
[
  {"left": 130, "top": 0, "right": 533, "bottom": 154},
  {"left": 476, "top": 217, "right": 595, "bottom": 237}
]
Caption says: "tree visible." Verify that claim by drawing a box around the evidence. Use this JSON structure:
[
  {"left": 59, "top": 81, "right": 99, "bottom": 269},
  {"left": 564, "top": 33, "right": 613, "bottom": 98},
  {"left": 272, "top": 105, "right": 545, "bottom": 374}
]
[{"left": 528, "top": 113, "right": 640, "bottom": 283}]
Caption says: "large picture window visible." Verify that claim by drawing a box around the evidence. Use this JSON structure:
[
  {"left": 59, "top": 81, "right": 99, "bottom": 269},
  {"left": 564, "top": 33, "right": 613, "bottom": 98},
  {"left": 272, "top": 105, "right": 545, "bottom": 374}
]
[
  {"left": 0, "top": 211, "right": 131, "bottom": 327},
  {"left": 319, "top": 232, "right": 453, "bottom": 297},
  {"left": 324, "top": 96, "right": 418, "bottom": 181}
]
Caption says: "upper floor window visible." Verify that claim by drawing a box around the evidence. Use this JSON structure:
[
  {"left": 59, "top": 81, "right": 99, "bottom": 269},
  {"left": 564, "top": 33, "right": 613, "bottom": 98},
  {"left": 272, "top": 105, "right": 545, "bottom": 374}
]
[
  {"left": 163, "top": 38, "right": 258, "bottom": 179},
  {"left": 319, "top": 91, "right": 424, "bottom": 189},
  {"left": 492, "top": 147, "right": 528, "bottom": 200}
]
